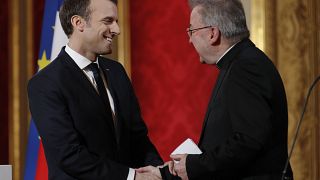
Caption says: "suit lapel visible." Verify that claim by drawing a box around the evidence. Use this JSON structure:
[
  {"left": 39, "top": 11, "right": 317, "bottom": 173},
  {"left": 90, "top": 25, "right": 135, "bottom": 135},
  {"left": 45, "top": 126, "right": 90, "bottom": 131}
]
[
  {"left": 60, "top": 50, "right": 116, "bottom": 132},
  {"left": 61, "top": 50, "right": 100, "bottom": 99}
]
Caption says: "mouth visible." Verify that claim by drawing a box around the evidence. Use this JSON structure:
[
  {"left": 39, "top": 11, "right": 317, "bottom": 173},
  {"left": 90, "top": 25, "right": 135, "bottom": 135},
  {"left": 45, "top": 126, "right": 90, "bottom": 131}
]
[{"left": 104, "top": 35, "right": 113, "bottom": 44}]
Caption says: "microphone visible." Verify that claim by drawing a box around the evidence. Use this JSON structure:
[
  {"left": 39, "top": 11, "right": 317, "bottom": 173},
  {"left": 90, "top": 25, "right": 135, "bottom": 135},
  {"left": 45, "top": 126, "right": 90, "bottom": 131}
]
[{"left": 281, "top": 75, "right": 320, "bottom": 180}]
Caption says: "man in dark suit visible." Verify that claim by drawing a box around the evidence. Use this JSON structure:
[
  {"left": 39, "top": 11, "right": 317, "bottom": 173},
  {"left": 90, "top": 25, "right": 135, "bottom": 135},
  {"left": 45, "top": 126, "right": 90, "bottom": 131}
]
[
  {"left": 28, "top": 0, "right": 163, "bottom": 179},
  {"left": 166, "top": 0, "right": 294, "bottom": 179}
]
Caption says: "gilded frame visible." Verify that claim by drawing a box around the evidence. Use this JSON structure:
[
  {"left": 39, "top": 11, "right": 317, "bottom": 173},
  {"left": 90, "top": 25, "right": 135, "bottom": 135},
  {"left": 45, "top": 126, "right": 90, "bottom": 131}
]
[{"left": 9, "top": 0, "right": 34, "bottom": 180}]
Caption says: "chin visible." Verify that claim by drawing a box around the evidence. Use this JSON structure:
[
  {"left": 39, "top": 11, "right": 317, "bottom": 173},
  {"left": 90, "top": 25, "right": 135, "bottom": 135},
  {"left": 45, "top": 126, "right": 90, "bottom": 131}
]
[
  {"left": 100, "top": 49, "right": 112, "bottom": 55},
  {"left": 105, "top": 46, "right": 112, "bottom": 54},
  {"left": 106, "top": 49, "right": 112, "bottom": 54}
]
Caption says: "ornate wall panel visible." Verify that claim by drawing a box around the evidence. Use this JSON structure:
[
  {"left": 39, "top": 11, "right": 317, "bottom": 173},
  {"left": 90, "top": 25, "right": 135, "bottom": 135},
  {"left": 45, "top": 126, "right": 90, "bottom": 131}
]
[
  {"left": 251, "top": 0, "right": 319, "bottom": 179},
  {"left": 275, "top": 0, "right": 319, "bottom": 179},
  {"left": 264, "top": 0, "right": 277, "bottom": 62}
]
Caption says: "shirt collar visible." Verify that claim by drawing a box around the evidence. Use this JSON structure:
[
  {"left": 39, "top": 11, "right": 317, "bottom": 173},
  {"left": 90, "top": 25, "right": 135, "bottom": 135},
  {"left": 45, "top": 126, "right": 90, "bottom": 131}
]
[
  {"left": 65, "top": 44, "right": 99, "bottom": 69},
  {"left": 216, "top": 42, "right": 238, "bottom": 65}
]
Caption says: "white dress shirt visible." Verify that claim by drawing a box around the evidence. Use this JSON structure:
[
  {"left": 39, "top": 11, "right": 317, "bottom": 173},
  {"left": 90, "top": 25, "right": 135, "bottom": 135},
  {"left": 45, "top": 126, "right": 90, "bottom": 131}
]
[{"left": 65, "top": 45, "right": 135, "bottom": 180}]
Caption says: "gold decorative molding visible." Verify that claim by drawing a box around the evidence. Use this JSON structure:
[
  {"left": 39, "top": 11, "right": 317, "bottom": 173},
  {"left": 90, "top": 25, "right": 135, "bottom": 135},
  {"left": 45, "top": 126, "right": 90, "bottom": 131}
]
[
  {"left": 249, "top": 0, "right": 277, "bottom": 62},
  {"left": 8, "top": 0, "right": 34, "bottom": 180},
  {"left": 250, "top": 0, "right": 265, "bottom": 52},
  {"left": 8, "top": 0, "right": 21, "bottom": 178},
  {"left": 249, "top": 0, "right": 276, "bottom": 62},
  {"left": 317, "top": 1, "right": 320, "bottom": 177},
  {"left": 117, "top": 0, "right": 131, "bottom": 77},
  {"left": 104, "top": 1, "right": 131, "bottom": 77},
  {"left": 264, "top": 0, "right": 277, "bottom": 63}
]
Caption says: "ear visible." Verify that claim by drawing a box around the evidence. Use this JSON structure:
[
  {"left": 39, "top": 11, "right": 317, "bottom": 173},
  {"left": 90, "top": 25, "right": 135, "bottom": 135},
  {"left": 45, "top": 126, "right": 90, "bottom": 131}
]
[
  {"left": 208, "top": 27, "right": 220, "bottom": 45},
  {"left": 70, "top": 15, "right": 85, "bottom": 32}
]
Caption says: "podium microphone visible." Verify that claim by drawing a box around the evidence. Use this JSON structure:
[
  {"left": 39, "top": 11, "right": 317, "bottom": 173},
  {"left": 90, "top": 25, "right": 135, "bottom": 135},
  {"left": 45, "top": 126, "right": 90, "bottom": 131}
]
[{"left": 281, "top": 75, "right": 320, "bottom": 180}]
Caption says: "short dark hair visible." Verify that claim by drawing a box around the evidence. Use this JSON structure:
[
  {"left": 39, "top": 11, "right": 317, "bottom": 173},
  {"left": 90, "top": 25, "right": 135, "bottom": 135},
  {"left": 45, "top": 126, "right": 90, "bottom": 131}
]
[{"left": 59, "top": 0, "right": 118, "bottom": 37}]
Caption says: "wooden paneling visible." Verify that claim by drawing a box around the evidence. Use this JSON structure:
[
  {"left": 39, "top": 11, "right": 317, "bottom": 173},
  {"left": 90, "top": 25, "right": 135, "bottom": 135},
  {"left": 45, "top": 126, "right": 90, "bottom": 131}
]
[
  {"left": 8, "top": 0, "right": 35, "bottom": 179},
  {"left": 274, "top": 0, "right": 319, "bottom": 179},
  {"left": 276, "top": 0, "right": 319, "bottom": 179},
  {"left": 251, "top": 0, "right": 319, "bottom": 179},
  {"left": 117, "top": 0, "right": 131, "bottom": 76}
]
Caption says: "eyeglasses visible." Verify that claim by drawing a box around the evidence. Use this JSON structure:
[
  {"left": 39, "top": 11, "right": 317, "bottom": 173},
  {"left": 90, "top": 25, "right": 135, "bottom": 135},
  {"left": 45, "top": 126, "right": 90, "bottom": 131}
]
[{"left": 186, "top": 25, "right": 212, "bottom": 37}]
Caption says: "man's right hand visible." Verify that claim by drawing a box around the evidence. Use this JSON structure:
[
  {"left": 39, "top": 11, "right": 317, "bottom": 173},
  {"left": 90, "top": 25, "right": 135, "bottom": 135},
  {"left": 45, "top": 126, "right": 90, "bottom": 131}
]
[
  {"left": 135, "top": 171, "right": 162, "bottom": 180},
  {"left": 135, "top": 166, "right": 162, "bottom": 180}
]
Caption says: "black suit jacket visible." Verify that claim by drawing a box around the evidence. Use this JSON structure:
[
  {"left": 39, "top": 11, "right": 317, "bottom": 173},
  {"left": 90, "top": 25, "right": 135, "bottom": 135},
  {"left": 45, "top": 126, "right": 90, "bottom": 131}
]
[
  {"left": 185, "top": 39, "right": 293, "bottom": 179},
  {"left": 28, "top": 49, "right": 163, "bottom": 180}
]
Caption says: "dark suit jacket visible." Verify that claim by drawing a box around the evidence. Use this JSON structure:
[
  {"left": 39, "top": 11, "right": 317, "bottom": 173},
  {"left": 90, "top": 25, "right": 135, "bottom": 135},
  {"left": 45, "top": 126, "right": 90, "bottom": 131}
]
[
  {"left": 185, "top": 39, "right": 293, "bottom": 179},
  {"left": 28, "top": 49, "right": 163, "bottom": 180}
]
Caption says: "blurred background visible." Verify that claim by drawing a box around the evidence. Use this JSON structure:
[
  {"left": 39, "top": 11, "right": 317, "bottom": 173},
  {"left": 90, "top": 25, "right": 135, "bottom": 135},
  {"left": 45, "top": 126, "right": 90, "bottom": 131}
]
[{"left": 0, "top": 0, "right": 319, "bottom": 179}]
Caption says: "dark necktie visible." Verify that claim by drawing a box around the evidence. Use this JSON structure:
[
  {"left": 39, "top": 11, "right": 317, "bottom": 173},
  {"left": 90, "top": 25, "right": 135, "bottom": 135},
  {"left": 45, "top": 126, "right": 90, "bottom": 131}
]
[
  {"left": 87, "top": 63, "right": 120, "bottom": 144},
  {"left": 87, "top": 63, "right": 112, "bottom": 110}
]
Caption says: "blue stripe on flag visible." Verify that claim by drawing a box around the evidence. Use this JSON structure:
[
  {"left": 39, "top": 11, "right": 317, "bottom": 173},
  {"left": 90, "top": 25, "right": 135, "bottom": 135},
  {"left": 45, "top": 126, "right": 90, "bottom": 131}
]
[{"left": 23, "top": 120, "right": 40, "bottom": 180}]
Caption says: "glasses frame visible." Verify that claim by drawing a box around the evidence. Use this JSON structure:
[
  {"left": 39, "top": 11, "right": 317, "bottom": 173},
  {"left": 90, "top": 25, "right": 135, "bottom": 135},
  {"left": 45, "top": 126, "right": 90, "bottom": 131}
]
[{"left": 186, "top": 25, "right": 213, "bottom": 37}]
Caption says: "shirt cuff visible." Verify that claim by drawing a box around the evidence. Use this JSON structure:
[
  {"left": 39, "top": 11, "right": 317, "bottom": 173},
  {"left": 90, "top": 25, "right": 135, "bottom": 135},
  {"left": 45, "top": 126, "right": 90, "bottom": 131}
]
[{"left": 127, "top": 168, "right": 135, "bottom": 180}]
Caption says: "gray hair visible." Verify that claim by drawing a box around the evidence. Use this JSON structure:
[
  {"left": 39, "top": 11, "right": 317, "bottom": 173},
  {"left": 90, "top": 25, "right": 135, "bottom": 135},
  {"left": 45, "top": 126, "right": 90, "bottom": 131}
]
[{"left": 189, "top": 0, "right": 250, "bottom": 44}]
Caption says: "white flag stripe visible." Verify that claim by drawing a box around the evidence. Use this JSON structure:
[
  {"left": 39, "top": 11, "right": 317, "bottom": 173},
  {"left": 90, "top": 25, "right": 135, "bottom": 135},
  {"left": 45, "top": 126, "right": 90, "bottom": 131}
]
[{"left": 51, "top": 11, "right": 68, "bottom": 61}]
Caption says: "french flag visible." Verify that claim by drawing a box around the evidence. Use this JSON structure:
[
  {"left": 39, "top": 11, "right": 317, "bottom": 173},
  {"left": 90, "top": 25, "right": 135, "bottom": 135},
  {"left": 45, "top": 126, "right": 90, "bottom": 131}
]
[{"left": 24, "top": 0, "right": 67, "bottom": 179}]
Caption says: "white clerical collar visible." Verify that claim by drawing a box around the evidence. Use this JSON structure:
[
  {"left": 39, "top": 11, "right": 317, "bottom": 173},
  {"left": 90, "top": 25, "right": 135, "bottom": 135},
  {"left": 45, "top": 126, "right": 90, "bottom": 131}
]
[
  {"left": 65, "top": 44, "right": 99, "bottom": 69},
  {"left": 216, "top": 42, "right": 239, "bottom": 64}
]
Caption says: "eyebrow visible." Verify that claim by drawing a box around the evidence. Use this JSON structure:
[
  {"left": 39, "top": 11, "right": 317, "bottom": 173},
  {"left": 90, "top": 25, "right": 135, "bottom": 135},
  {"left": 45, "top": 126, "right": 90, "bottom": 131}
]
[{"left": 101, "top": 16, "right": 118, "bottom": 22}]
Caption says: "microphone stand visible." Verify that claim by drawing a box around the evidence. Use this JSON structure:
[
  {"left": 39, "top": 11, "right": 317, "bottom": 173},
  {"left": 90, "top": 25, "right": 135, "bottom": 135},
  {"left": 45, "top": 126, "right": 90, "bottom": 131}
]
[{"left": 281, "top": 75, "right": 320, "bottom": 180}]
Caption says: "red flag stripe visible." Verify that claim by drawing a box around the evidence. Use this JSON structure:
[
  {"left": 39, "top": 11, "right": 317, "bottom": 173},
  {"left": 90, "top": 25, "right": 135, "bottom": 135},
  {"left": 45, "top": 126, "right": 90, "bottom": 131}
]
[{"left": 35, "top": 140, "right": 48, "bottom": 180}]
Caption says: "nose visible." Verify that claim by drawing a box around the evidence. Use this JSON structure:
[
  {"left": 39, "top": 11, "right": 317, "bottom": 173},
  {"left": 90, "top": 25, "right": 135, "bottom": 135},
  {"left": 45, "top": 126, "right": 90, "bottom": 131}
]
[{"left": 111, "top": 21, "right": 120, "bottom": 36}]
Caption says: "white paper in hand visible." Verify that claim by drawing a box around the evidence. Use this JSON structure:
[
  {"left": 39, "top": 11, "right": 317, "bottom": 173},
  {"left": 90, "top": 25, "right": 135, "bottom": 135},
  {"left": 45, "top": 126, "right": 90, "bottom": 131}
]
[{"left": 171, "top": 138, "right": 202, "bottom": 155}]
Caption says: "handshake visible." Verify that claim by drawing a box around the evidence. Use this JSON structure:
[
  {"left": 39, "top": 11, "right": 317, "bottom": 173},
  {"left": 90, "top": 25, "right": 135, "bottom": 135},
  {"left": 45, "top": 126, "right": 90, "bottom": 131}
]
[
  {"left": 135, "top": 138, "right": 201, "bottom": 180},
  {"left": 135, "top": 154, "right": 188, "bottom": 180}
]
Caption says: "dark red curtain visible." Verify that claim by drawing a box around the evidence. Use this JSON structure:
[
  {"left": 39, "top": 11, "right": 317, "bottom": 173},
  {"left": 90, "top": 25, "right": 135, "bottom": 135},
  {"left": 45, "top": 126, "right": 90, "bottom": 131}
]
[
  {"left": 0, "top": 0, "right": 9, "bottom": 165},
  {"left": 33, "top": 0, "right": 45, "bottom": 72},
  {"left": 130, "top": 0, "right": 218, "bottom": 161}
]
